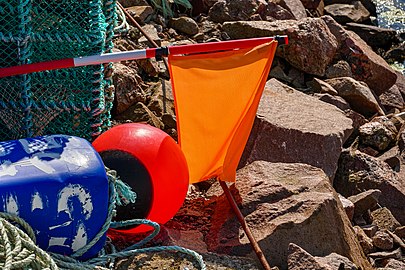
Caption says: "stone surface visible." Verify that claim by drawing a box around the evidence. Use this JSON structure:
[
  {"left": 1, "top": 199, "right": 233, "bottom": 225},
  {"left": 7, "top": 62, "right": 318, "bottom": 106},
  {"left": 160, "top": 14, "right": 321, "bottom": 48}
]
[
  {"left": 371, "top": 207, "right": 401, "bottom": 231},
  {"left": 241, "top": 79, "right": 353, "bottom": 179},
  {"left": 322, "top": 15, "right": 397, "bottom": 95},
  {"left": 368, "top": 248, "right": 402, "bottom": 260},
  {"left": 344, "top": 23, "right": 398, "bottom": 51},
  {"left": 325, "top": 60, "right": 353, "bottom": 78},
  {"left": 379, "top": 85, "right": 405, "bottom": 112},
  {"left": 325, "top": 77, "right": 384, "bottom": 117},
  {"left": 208, "top": 0, "right": 266, "bottom": 23},
  {"left": 338, "top": 194, "right": 355, "bottom": 220},
  {"left": 287, "top": 243, "right": 332, "bottom": 270},
  {"left": 384, "top": 259, "right": 405, "bottom": 269},
  {"left": 115, "top": 102, "right": 164, "bottom": 129},
  {"left": 278, "top": 0, "right": 307, "bottom": 20},
  {"left": 361, "top": 224, "right": 378, "bottom": 238},
  {"left": 170, "top": 16, "right": 199, "bottom": 35},
  {"left": 207, "top": 161, "right": 372, "bottom": 270},
  {"left": 138, "top": 24, "right": 161, "bottom": 46},
  {"left": 325, "top": 2, "right": 370, "bottom": 24},
  {"left": 334, "top": 150, "right": 405, "bottom": 225},
  {"left": 316, "top": 253, "right": 359, "bottom": 270},
  {"left": 126, "top": 5, "right": 154, "bottom": 23},
  {"left": 265, "top": 1, "right": 295, "bottom": 20},
  {"left": 353, "top": 226, "right": 374, "bottom": 255},
  {"left": 307, "top": 78, "right": 339, "bottom": 95},
  {"left": 222, "top": 18, "right": 338, "bottom": 76},
  {"left": 314, "top": 93, "right": 351, "bottom": 111},
  {"left": 372, "top": 231, "right": 394, "bottom": 250},
  {"left": 394, "top": 226, "right": 405, "bottom": 238},
  {"left": 112, "top": 63, "right": 146, "bottom": 114},
  {"left": 359, "top": 122, "right": 395, "bottom": 151},
  {"left": 348, "top": 189, "right": 381, "bottom": 217}
]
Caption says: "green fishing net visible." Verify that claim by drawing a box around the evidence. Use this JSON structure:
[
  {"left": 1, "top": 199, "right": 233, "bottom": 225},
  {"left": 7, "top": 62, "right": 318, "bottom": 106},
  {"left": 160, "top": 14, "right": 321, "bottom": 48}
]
[{"left": 0, "top": 0, "right": 116, "bottom": 141}]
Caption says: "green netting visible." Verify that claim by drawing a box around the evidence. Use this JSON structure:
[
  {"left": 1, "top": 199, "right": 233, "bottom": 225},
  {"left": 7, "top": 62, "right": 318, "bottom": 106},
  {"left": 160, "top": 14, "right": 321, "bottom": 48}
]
[{"left": 0, "top": 0, "right": 117, "bottom": 141}]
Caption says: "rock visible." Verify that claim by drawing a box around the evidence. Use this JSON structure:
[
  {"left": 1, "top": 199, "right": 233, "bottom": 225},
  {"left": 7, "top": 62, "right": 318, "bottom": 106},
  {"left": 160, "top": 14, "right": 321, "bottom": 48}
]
[
  {"left": 208, "top": 0, "right": 266, "bottom": 23},
  {"left": 115, "top": 251, "right": 261, "bottom": 270},
  {"left": 371, "top": 207, "right": 401, "bottom": 231},
  {"left": 278, "top": 0, "right": 307, "bottom": 20},
  {"left": 394, "top": 226, "right": 405, "bottom": 238},
  {"left": 325, "top": 77, "right": 384, "bottom": 117},
  {"left": 361, "top": 224, "right": 378, "bottom": 238},
  {"left": 126, "top": 5, "right": 154, "bottom": 23},
  {"left": 324, "top": 0, "right": 376, "bottom": 16},
  {"left": 368, "top": 248, "right": 402, "bottom": 260},
  {"left": 372, "top": 231, "right": 394, "bottom": 250},
  {"left": 241, "top": 79, "right": 353, "bottom": 179},
  {"left": 379, "top": 85, "right": 405, "bottom": 112},
  {"left": 112, "top": 63, "right": 146, "bottom": 114},
  {"left": 333, "top": 150, "right": 405, "bottom": 225},
  {"left": 287, "top": 243, "right": 332, "bottom": 270},
  {"left": 138, "top": 24, "right": 161, "bottom": 46},
  {"left": 324, "top": 2, "right": 370, "bottom": 24},
  {"left": 163, "top": 228, "right": 208, "bottom": 253},
  {"left": 316, "top": 253, "right": 359, "bottom": 270},
  {"left": 307, "top": 78, "right": 339, "bottom": 95},
  {"left": 222, "top": 18, "right": 338, "bottom": 76},
  {"left": 162, "top": 113, "right": 177, "bottom": 129},
  {"left": 384, "top": 259, "right": 405, "bottom": 269},
  {"left": 325, "top": 60, "right": 353, "bottom": 78},
  {"left": 385, "top": 42, "right": 405, "bottom": 65},
  {"left": 170, "top": 17, "right": 199, "bottom": 35},
  {"left": 347, "top": 189, "right": 381, "bottom": 217},
  {"left": 343, "top": 109, "right": 368, "bottom": 146},
  {"left": 115, "top": 102, "right": 164, "bottom": 129},
  {"left": 338, "top": 194, "right": 355, "bottom": 220},
  {"left": 354, "top": 226, "right": 374, "bottom": 255},
  {"left": 300, "top": 0, "right": 324, "bottom": 10},
  {"left": 207, "top": 161, "right": 371, "bottom": 269},
  {"left": 394, "top": 71, "right": 405, "bottom": 101},
  {"left": 136, "top": 58, "right": 159, "bottom": 77},
  {"left": 314, "top": 93, "right": 351, "bottom": 111},
  {"left": 377, "top": 146, "right": 400, "bottom": 171},
  {"left": 265, "top": 1, "right": 295, "bottom": 21},
  {"left": 322, "top": 16, "right": 397, "bottom": 95},
  {"left": 358, "top": 122, "right": 395, "bottom": 151},
  {"left": 344, "top": 23, "right": 398, "bottom": 51}
]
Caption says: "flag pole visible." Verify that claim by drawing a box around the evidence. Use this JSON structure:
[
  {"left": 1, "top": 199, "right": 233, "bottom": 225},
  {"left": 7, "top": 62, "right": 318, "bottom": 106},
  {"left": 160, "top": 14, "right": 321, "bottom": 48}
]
[
  {"left": 219, "top": 180, "right": 272, "bottom": 270},
  {"left": 0, "top": 36, "right": 288, "bottom": 79}
]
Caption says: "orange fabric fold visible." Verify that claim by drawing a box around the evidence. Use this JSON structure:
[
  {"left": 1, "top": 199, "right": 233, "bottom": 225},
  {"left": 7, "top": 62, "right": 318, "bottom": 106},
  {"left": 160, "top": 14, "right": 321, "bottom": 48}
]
[{"left": 168, "top": 41, "right": 278, "bottom": 183}]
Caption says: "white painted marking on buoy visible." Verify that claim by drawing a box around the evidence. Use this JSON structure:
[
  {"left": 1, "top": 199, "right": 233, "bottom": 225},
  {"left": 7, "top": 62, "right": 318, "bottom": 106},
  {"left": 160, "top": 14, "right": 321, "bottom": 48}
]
[
  {"left": 5, "top": 194, "right": 19, "bottom": 215},
  {"left": 0, "top": 160, "right": 18, "bottom": 176},
  {"left": 57, "top": 184, "right": 93, "bottom": 220},
  {"left": 48, "top": 237, "right": 70, "bottom": 249},
  {"left": 71, "top": 222, "right": 88, "bottom": 252},
  {"left": 31, "top": 191, "right": 44, "bottom": 211}
]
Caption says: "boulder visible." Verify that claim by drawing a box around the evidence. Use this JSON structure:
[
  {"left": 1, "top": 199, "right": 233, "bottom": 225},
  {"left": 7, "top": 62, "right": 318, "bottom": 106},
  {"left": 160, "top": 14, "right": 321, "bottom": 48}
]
[
  {"left": 115, "top": 102, "right": 164, "bottom": 129},
  {"left": 371, "top": 207, "right": 401, "bottom": 231},
  {"left": 138, "top": 24, "right": 161, "bottom": 46},
  {"left": 324, "top": 0, "right": 376, "bottom": 16},
  {"left": 265, "top": 1, "right": 296, "bottom": 21},
  {"left": 338, "top": 194, "right": 355, "bottom": 220},
  {"left": 126, "top": 5, "right": 154, "bottom": 23},
  {"left": 307, "top": 78, "right": 339, "bottom": 95},
  {"left": 379, "top": 85, "right": 405, "bottom": 112},
  {"left": 278, "top": 0, "right": 307, "bottom": 20},
  {"left": 316, "top": 253, "right": 359, "bottom": 269},
  {"left": 322, "top": 16, "right": 397, "bottom": 95},
  {"left": 358, "top": 121, "right": 396, "bottom": 151},
  {"left": 170, "top": 17, "right": 199, "bottom": 35},
  {"left": 112, "top": 63, "right": 146, "bottom": 114},
  {"left": 372, "top": 231, "right": 394, "bottom": 251},
  {"left": 325, "top": 60, "right": 353, "bottom": 78},
  {"left": 347, "top": 189, "right": 381, "bottom": 217},
  {"left": 222, "top": 18, "right": 338, "bottom": 76},
  {"left": 287, "top": 243, "right": 332, "bottom": 270},
  {"left": 353, "top": 226, "right": 374, "bottom": 254},
  {"left": 241, "top": 79, "right": 353, "bottom": 179},
  {"left": 344, "top": 23, "right": 398, "bottom": 51},
  {"left": 325, "top": 77, "right": 384, "bottom": 117},
  {"left": 208, "top": 0, "right": 267, "bottom": 23},
  {"left": 299, "top": 0, "right": 324, "bottom": 10},
  {"left": 334, "top": 150, "right": 405, "bottom": 225},
  {"left": 207, "top": 161, "right": 372, "bottom": 269},
  {"left": 314, "top": 93, "right": 351, "bottom": 111},
  {"left": 324, "top": 2, "right": 370, "bottom": 24}
]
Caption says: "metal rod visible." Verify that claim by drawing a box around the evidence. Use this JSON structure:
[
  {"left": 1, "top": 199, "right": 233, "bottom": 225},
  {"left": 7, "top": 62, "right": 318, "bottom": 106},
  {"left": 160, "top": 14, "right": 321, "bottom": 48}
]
[{"left": 219, "top": 180, "right": 272, "bottom": 270}]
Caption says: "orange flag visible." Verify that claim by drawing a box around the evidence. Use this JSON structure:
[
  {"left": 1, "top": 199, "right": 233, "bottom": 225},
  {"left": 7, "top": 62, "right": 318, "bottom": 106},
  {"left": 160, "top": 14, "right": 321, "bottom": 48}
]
[{"left": 168, "top": 41, "right": 278, "bottom": 183}]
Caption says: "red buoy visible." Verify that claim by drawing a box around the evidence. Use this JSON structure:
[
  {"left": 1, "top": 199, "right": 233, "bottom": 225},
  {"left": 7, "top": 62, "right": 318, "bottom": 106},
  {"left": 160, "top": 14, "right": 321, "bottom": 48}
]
[{"left": 92, "top": 123, "right": 189, "bottom": 235}]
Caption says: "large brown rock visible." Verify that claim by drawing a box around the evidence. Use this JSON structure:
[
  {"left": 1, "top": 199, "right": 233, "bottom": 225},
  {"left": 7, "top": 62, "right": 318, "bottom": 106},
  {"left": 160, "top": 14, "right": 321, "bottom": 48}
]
[
  {"left": 241, "top": 79, "right": 353, "bottom": 179},
  {"left": 222, "top": 18, "right": 338, "bottom": 76},
  {"left": 325, "top": 77, "right": 385, "bottom": 117},
  {"left": 207, "top": 161, "right": 372, "bottom": 270},
  {"left": 324, "top": 2, "right": 370, "bottom": 24},
  {"left": 278, "top": 0, "right": 307, "bottom": 20},
  {"left": 334, "top": 150, "right": 405, "bottom": 225},
  {"left": 208, "top": 0, "right": 267, "bottom": 23},
  {"left": 322, "top": 16, "right": 397, "bottom": 95},
  {"left": 112, "top": 63, "right": 146, "bottom": 114}
]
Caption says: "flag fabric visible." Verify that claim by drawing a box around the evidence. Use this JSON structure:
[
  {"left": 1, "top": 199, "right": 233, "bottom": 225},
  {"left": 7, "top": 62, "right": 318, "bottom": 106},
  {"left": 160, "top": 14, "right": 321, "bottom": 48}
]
[{"left": 168, "top": 41, "right": 278, "bottom": 183}]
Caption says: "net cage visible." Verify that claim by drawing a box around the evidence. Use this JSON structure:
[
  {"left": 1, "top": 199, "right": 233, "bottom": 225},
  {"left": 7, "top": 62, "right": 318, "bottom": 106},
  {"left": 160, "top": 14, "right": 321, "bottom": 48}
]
[{"left": 0, "top": 0, "right": 117, "bottom": 142}]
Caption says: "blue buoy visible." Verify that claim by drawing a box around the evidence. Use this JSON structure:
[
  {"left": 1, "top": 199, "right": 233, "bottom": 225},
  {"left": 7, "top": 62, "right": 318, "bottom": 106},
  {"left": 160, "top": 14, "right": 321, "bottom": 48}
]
[{"left": 0, "top": 135, "right": 108, "bottom": 259}]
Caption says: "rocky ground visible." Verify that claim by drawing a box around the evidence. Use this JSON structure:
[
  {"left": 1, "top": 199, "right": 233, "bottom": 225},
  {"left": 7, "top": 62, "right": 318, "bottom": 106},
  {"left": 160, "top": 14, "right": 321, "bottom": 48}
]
[{"left": 110, "top": 0, "right": 405, "bottom": 269}]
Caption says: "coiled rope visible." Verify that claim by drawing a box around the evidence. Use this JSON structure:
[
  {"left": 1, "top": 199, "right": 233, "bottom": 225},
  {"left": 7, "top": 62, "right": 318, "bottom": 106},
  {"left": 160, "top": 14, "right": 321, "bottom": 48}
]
[{"left": 0, "top": 168, "right": 206, "bottom": 270}]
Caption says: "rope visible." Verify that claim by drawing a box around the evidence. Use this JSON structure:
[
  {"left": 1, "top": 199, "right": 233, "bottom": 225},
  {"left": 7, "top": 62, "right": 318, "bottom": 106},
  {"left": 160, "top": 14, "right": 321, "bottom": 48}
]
[
  {"left": 0, "top": 168, "right": 206, "bottom": 270},
  {"left": 114, "top": 5, "right": 130, "bottom": 36}
]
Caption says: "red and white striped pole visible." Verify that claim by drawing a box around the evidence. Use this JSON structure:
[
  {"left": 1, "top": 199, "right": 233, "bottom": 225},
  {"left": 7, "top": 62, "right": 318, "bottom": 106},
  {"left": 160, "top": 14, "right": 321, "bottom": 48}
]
[{"left": 0, "top": 36, "right": 288, "bottom": 78}]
